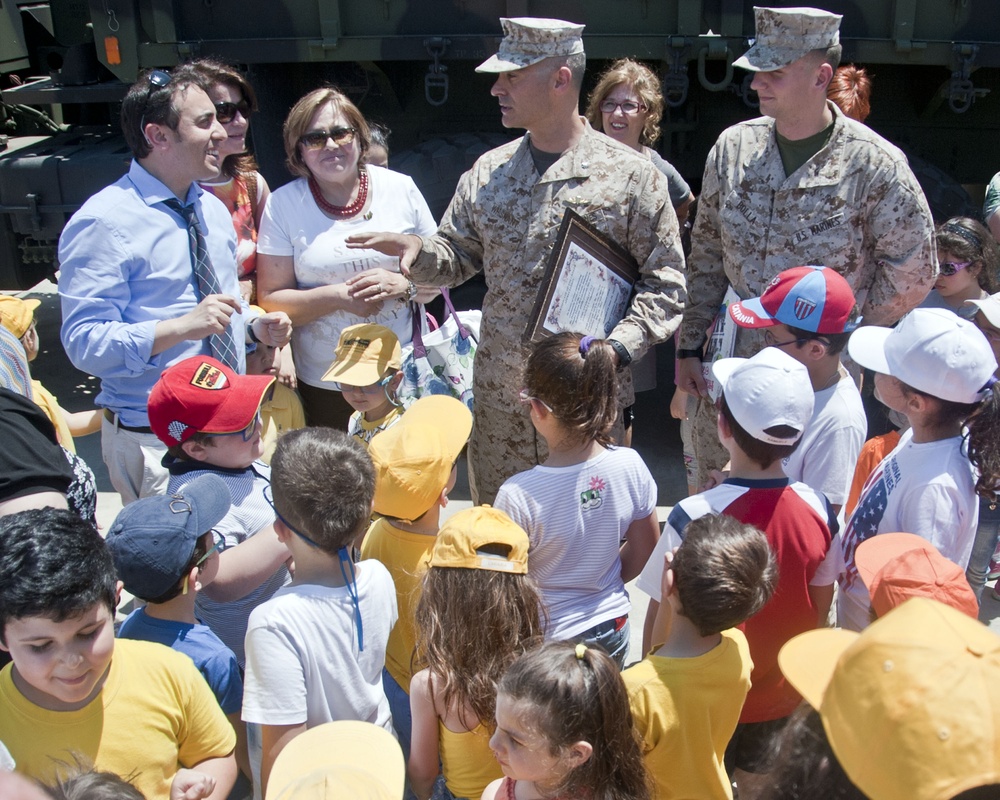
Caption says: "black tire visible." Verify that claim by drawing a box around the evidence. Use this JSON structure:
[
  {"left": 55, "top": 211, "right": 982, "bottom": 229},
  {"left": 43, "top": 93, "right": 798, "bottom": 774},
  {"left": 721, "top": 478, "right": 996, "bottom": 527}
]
[
  {"left": 392, "top": 133, "right": 514, "bottom": 314},
  {"left": 904, "top": 152, "right": 980, "bottom": 224}
]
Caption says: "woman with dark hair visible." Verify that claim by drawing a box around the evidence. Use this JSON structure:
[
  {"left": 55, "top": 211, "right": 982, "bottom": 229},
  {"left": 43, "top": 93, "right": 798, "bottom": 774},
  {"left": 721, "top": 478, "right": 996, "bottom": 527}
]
[
  {"left": 256, "top": 87, "right": 436, "bottom": 428},
  {"left": 920, "top": 216, "right": 1000, "bottom": 317},
  {"left": 192, "top": 59, "right": 269, "bottom": 305}
]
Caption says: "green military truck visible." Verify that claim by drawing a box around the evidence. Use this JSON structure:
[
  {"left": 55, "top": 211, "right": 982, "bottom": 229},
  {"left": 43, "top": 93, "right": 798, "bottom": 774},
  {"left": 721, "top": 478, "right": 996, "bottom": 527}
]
[{"left": 1, "top": 0, "right": 997, "bottom": 289}]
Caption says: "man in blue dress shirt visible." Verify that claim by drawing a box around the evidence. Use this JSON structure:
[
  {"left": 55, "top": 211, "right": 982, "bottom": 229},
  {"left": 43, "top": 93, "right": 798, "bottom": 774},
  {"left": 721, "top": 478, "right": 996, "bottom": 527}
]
[{"left": 58, "top": 64, "right": 290, "bottom": 504}]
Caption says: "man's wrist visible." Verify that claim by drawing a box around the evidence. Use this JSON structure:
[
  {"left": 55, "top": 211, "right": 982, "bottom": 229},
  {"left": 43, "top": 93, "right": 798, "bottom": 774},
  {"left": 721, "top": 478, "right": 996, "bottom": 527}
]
[
  {"left": 247, "top": 318, "right": 261, "bottom": 344},
  {"left": 607, "top": 339, "right": 632, "bottom": 369}
]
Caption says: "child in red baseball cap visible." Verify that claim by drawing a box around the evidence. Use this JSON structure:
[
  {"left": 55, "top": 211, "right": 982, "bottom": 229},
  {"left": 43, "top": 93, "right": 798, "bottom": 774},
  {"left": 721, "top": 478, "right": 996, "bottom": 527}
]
[
  {"left": 148, "top": 356, "right": 291, "bottom": 672},
  {"left": 728, "top": 265, "right": 867, "bottom": 517}
]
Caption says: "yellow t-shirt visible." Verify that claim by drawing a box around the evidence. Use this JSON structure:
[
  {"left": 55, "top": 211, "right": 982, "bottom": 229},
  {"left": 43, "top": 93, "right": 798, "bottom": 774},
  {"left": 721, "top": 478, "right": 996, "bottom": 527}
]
[
  {"left": 31, "top": 379, "right": 74, "bottom": 454},
  {"left": 260, "top": 382, "right": 306, "bottom": 464},
  {"left": 0, "top": 638, "right": 236, "bottom": 800},
  {"left": 439, "top": 722, "right": 503, "bottom": 800},
  {"left": 623, "top": 628, "right": 752, "bottom": 800},
  {"left": 359, "top": 517, "right": 436, "bottom": 691}
]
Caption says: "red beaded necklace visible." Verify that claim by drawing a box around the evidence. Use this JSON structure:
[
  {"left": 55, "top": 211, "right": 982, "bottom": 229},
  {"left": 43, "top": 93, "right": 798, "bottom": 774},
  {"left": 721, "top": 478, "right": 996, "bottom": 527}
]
[{"left": 308, "top": 169, "right": 368, "bottom": 218}]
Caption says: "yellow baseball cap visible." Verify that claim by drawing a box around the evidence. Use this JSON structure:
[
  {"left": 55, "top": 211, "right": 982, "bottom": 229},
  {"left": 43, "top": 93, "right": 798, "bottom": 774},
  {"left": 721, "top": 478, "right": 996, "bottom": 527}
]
[
  {"left": 779, "top": 598, "right": 1000, "bottom": 800},
  {"left": 370, "top": 395, "right": 472, "bottom": 522},
  {"left": 430, "top": 506, "right": 529, "bottom": 574},
  {"left": 265, "top": 721, "right": 403, "bottom": 800},
  {"left": 323, "top": 323, "right": 401, "bottom": 387},
  {"left": 0, "top": 295, "right": 40, "bottom": 339}
]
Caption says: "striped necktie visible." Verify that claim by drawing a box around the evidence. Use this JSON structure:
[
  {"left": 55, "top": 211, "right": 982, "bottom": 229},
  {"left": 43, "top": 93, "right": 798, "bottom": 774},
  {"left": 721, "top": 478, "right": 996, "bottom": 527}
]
[{"left": 164, "top": 198, "right": 241, "bottom": 370}]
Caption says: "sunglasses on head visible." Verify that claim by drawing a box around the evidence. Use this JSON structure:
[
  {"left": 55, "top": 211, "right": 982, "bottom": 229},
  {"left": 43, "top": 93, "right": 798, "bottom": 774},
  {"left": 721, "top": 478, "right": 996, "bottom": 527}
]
[
  {"left": 299, "top": 126, "right": 357, "bottom": 150},
  {"left": 215, "top": 99, "right": 252, "bottom": 124},
  {"left": 939, "top": 260, "right": 972, "bottom": 277}
]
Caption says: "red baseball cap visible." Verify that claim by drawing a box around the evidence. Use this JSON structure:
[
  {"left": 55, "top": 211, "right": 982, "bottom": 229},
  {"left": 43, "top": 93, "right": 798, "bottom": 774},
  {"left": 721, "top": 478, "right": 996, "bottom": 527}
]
[
  {"left": 148, "top": 356, "right": 275, "bottom": 446},
  {"left": 729, "top": 265, "right": 859, "bottom": 334}
]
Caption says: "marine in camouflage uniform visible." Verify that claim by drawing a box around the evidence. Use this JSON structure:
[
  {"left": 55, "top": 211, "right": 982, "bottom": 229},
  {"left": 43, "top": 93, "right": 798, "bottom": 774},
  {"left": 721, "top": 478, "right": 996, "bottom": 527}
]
[
  {"left": 410, "top": 127, "right": 685, "bottom": 503},
  {"left": 404, "top": 18, "right": 686, "bottom": 504},
  {"left": 679, "top": 7, "right": 936, "bottom": 487}
]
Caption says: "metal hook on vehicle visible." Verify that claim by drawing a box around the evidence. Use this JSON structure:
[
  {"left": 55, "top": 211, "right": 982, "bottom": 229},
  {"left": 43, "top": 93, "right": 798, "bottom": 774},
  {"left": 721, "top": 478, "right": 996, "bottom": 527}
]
[
  {"left": 697, "top": 46, "right": 734, "bottom": 92},
  {"left": 424, "top": 37, "right": 450, "bottom": 107}
]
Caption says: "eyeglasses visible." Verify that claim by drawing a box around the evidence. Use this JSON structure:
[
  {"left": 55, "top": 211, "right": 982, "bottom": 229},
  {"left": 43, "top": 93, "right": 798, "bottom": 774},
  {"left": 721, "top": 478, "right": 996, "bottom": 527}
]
[
  {"left": 195, "top": 539, "right": 221, "bottom": 568},
  {"left": 299, "top": 127, "right": 357, "bottom": 150},
  {"left": 340, "top": 374, "right": 393, "bottom": 395},
  {"left": 599, "top": 100, "right": 646, "bottom": 115},
  {"left": 939, "top": 260, "right": 972, "bottom": 277},
  {"left": 206, "top": 410, "right": 261, "bottom": 442},
  {"left": 263, "top": 485, "right": 322, "bottom": 549},
  {"left": 518, "top": 389, "right": 554, "bottom": 413},
  {"left": 214, "top": 99, "right": 252, "bottom": 124},
  {"left": 763, "top": 332, "right": 809, "bottom": 349}
]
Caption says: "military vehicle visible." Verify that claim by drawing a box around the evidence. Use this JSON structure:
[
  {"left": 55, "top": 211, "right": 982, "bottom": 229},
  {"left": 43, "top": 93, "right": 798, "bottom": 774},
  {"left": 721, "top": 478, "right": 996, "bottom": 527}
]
[{"left": 1, "top": 0, "right": 997, "bottom": 289}]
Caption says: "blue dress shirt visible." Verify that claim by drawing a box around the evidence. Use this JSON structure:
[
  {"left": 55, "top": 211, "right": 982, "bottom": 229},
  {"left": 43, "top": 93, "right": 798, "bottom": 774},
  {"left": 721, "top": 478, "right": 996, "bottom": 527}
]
[{"left": 58, "top": 160, "right": 247, "bottom": 427}]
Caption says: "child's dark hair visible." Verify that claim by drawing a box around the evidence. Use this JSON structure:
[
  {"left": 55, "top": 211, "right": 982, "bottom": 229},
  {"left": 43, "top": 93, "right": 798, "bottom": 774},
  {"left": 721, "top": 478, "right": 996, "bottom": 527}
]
[
  {"left": 0, "top": 509, "right": 117, "bottom": 643},
  {"left": 498, "top": 641, "right": 651, "bottom": 800},
  {"left": 44, "top": 759, "right": 145, "bottom": 800},
  {"left": 783, "top": 306, "right": 860, "bottom": 356},
  {"left": 524, "top": 332, "right": 619, "bottom": 447},
  {"left": 936, "top": 217, "right": 1000, "bottom": 295},
  {"left": 140, "top": 533, "right": 212, "bottom": 605},
  {"left": 718, "top": 393, "right": 801, "bottom": 469},
  {"left": 269, "top": 428, "right": 375, "bottom": 554},
  {"left": 899, "top": 381, "right": 1000, "bottom": 499},
  {"left": 673, "top": 515, "right": 777, "bottom": 637},
  {"left": 414, "top": 567, "right": 544, "bottom": 732}
]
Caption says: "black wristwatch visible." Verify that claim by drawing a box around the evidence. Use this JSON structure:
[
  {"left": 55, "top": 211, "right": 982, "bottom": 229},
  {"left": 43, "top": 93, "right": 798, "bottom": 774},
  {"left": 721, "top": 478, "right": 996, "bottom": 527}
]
[
  {"left": 247, "top": 319, "right": 262, "bottom": 344},
  {"left": 676, "top": 348, "right": 703, "bottom": 360},
  {"left": 607, "top": 339, "right": 632, "bottom": 369}
]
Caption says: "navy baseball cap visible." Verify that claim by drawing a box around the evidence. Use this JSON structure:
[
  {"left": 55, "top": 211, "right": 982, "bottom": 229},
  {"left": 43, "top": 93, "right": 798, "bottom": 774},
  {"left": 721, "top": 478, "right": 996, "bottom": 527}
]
[{"left": 106, "top": 474, "right": 231, "bottom": 599}]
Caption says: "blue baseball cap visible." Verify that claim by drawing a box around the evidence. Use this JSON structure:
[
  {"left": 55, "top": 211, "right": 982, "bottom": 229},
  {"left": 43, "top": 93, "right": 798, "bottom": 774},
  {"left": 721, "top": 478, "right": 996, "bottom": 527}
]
[{"left": 106, "top": 474, "right": 231, "bottom": 599}]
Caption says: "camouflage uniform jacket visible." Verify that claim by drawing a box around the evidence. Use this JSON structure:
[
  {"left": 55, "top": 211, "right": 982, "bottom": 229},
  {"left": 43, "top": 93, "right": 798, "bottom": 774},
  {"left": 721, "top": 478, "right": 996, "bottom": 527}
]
[
  {"left": 410, "top": 122, "right": 686, "bottom": 410},
  {"left": 679, "top": 101, "right": 936, "bottom": 353}
]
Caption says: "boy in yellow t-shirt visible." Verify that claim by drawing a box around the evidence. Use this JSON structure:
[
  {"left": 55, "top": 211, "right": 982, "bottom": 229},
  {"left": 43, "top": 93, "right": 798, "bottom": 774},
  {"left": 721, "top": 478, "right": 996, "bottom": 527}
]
[
  {"left": 359, "top": 395, "right": 472, "bottom": 762},
  {"left": 0, "top": 508, "right": 236, "bottom": 800},
  {"left": 0, "top": 295, "right": 100, "bottom": 452},
  {"left": 623, "top": 515, "right": 777, "bottom": 800},
  {"left": 323, "top": 323, "right": 405, "bottom": 449}
]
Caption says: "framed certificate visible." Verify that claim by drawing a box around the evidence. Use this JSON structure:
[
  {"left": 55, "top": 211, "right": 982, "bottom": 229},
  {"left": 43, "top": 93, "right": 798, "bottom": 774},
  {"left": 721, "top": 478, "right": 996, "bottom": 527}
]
[{"left": 525, "top": 209, "right": 640, "bottom": 344}]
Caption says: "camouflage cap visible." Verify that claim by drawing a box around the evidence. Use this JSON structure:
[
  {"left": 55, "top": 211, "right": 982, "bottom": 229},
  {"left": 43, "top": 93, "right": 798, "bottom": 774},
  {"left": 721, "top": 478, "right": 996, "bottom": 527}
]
[
  {"left": 476, "top": 17, "right": 585, "bottom": 73},
  {"left": 734, "top": 6, "right": 842, "bottom": 72}
]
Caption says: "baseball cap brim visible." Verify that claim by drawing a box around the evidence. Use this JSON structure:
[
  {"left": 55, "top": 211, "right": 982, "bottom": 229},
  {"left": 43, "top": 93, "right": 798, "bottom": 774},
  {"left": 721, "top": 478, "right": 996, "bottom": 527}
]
[
  {"left": 265, "top": 721, "right": 403, "bottom": 800},
  {"left": 846, "top": 325, "right": 892, "bottom": 374},
  {"left": 199, "top": 374, "right": 275, "bottom": 434},
  {"left": 965, "top": 294, "right": 1000, "bottom": 328},
  {"left": 734, "top": 46, "right": 808, "bottom": 73},
  {"left": 855, "top": 532, "right": 935, "bottom": 588},
  {"left": 475, "top": 53, "right": 547, "bottom": 72},
  {"left": 729, "top": 297, "right": 778, "bottom": 329},
  {"left": 778, "top": 628, "right": 859, "bottom": 710}
]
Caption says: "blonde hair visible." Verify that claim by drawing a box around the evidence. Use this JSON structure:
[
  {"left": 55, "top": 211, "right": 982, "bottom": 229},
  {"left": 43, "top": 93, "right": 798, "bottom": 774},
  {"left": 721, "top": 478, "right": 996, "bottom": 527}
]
[
  {"left": 282, "top": 87, "right": 372, "bottom": 178},
  {"left": 585, "top": 59, "right": 665, "bottom": 146}
]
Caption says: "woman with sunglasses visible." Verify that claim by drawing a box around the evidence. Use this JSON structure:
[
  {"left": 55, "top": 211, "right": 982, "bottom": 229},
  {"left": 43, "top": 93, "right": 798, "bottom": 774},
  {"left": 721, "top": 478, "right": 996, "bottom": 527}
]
[
  {"left": 920, "top": 217, "right": 1000, "bottom": 318},
  {"left": 257, "top": 87, "right": 436, "bottom": 429},
  {"left": 192, "top": 59, "right": 270, "bottom": 306}
]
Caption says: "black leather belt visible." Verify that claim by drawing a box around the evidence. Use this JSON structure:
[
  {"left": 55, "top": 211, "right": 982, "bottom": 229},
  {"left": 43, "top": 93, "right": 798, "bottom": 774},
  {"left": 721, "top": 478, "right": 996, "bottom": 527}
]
[{"left": 103, "top": 408, "right": 154, "bottom": 434}]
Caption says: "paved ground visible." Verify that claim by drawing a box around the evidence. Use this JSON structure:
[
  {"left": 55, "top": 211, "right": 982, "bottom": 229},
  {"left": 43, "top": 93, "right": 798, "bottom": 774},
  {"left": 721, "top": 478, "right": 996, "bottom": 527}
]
[{"left": 18, "top": 280, "right": 1000, "bottom": 647}]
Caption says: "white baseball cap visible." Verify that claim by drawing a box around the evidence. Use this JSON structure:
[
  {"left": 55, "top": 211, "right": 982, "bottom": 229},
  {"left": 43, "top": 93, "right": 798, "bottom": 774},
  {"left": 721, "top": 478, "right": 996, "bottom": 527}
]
[
  {"left": 964, "top": 291, "right": 1000, "bottom": 328},
  {"left": 848, "top": 308, "right": 997, "bottom": 404},
  {"left": 712, "top": 347, "right": 814, "bottom": 445}
]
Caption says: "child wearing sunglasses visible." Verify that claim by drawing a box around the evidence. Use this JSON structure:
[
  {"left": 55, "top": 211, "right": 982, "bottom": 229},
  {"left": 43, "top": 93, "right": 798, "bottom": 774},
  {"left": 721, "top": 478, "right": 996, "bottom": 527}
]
[
  {"left": 147, "top": 356, "right": 291, "bottom": 671},
  {"left": 920, "top": 217, "right": 1000, "bottom": 318},
  {"left": 323, "top": 323, "right": 405, "bottom": 450},
  {"left": 107, "top": 473, "right": 252, "bottom": 785}
]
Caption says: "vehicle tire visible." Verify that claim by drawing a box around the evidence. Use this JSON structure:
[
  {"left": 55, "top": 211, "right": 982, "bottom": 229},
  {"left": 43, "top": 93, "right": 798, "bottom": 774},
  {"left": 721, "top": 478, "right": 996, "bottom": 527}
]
[
  {"left": 392, "top": 133, "right": 513, "bottom": 313},
  {"left": 904, "top": 152, "right": 980, "bottom": 224}
]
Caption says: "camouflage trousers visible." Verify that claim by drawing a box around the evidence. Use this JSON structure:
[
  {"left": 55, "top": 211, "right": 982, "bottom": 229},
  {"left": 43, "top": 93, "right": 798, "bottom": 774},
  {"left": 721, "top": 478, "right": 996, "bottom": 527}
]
[
  {"left": 467, "top": 401, "right": 626, "bottom": 506},
  {"left": 689, "top": 395, "right": 731, "bottom": 490}
]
